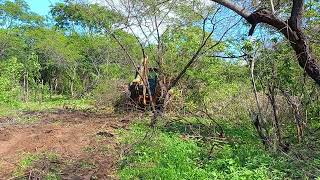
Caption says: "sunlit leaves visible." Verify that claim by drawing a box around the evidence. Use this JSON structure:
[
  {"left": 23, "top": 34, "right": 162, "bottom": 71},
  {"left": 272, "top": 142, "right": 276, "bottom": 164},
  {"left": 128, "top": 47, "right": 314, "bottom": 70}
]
[
  {"left": 0, "top": 57, "right": 23, "bottom": 104},
  {"left": 0, "top": 0, "right": 44, "bottom": 28},
  {"left": 50, "top": 2, "right": 122, "bottom": 33}
]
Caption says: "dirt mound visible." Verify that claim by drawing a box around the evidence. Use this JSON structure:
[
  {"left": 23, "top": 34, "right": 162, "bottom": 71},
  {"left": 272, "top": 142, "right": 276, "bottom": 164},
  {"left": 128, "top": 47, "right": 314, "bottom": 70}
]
[{"left": 0, "top": 109, "right": 130, "bottom": 179}]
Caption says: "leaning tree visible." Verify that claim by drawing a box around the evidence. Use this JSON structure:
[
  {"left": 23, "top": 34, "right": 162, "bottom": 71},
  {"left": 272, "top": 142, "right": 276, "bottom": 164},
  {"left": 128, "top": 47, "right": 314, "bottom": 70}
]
[{"left": 211, "top": 0, "right": 320, "bottom": 85}]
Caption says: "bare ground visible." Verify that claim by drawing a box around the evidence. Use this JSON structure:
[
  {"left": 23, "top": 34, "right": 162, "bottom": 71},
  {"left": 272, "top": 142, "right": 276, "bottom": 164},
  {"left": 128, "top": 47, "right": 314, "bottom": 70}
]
[{"left": 0, "top": 109, "right": 132, "bottom": 179}]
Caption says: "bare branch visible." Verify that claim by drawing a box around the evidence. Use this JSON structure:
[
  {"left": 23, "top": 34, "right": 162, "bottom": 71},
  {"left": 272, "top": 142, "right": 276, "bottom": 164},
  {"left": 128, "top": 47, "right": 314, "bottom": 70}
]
[{"left": 168, "top": 24, "right": 214, "bottom": 90}]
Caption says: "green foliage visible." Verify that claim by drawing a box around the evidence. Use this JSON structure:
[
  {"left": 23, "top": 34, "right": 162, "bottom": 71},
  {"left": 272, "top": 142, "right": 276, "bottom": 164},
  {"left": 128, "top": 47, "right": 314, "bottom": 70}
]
[
  {"left": 120, "top": 123, "right": 206, "bottom": 179},
  {"left": 0, "top": 22, "right": 138, "bottom": 101},
  {"left": 0, "top": 28, "right": 25, "bottom": 59},
  {"left": 0, "top": 0, "right": 319, "bottom": 179},
  {"left": 255, "top": 42, "right": 302, "bottom": 92},
  {"left": 14, "top": 153, "right": 41, "bottom": 177},
  {"left": 255, "top": 39, "right": 320, "bottom": 142},
  {"left": 0, "top": 0, "right": 44, "bottom": 28},
  {"left": 119, "top": 121, "right": 292, "bottom": 179},
  {"left": 0, "top": 57, "right": 23, "bottom": 105},
  {"left": 50, "top": 2, "right": 122, "bottom": 32},
  {"left": 161, "top": 26, "right": 224, "bottom": 76},
  {"left": 187, "top": 58, "right": 248, "bottom": 103}
]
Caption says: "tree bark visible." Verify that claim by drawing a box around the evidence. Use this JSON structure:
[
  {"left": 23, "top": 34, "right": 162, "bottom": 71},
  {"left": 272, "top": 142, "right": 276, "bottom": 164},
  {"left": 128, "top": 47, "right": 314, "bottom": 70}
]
[
  {"left": 211, "top": 0, "right": 320, "bottom": 85},
  {"left": 267, "top": 84, "right": 282, "bottom": 148}
]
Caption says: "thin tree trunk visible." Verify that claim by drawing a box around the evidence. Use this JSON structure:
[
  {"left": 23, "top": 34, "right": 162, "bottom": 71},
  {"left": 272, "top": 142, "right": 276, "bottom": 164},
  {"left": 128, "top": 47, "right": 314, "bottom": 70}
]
[
  {"left": 249, "top": 56, "right": 270, "bottom": 148},
  {"left": 267, "top": 62, "right": 282, "bottom": 149},
  {"left": 40, "top": 79, "right": 44, "bottom": 103},
  {"left": 70, "top": 80, "right": 74, "bottom": 98},
  {"left": 34, "top": 82, "right": 38, "bottom": 102},
  {"left": 50, "top": 80, "right": 53, "bottom": 100},
  {"left": 267, "top": 85, "right": 282, "bottom": 148},
  {"left": 250, "top": 57, "right": 263, "bottom": 121},
  {"left": 26, "top": 71, "right": 29, "bottom": 102},
  {"left": 54, "top": 78, "right": 58, "bottom": 94},
  {"left": 23, "top": 72, "right": 26, "bottom": 102},
  {"left": 270, "top": 0, "right": 275, "bottom": 14},
  {"left": 23, "top": 70, "right": 29, "bottom": 102}
]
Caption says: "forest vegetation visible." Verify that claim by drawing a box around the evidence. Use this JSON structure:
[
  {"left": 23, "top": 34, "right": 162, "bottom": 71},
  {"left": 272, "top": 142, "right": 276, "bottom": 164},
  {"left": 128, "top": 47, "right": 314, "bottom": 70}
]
[{"left": 0, "top": 0, "right": 320, "bottom": 179}]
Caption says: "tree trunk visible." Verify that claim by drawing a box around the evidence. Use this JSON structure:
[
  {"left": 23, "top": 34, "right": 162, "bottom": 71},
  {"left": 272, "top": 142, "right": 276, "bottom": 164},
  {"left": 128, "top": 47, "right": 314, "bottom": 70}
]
[
  {"left": 249, "top": 56, "right": 270, "bottom": 148},
  {"left": 54, "top": 78, "right": 58, "bottom": 94},
  {"left": 267, "top": 84, "right": 282, "bottom": 148},
  {"left": 23, "top": 72, "right": 26, "bottom": 102},
  {"left": 23, "top": 71, "right": 29, "bottom": 102},
  {"left": 290, "top": 33, "right": 320, "bottom": 85},
  {"left": 26, "top": 71, "right": 29, "bottom": 102},
  {"left": 211, "top": 0, "right": 320, "bottom": 85},
  {"left": 40, "top": 79, "right": 44, "bottom": 103},
  {"left": 70, "top": 80, "right": 74, "bottom": 98},
  {"left": 247, "top": 10, "right": 320, "bottom": 85}
]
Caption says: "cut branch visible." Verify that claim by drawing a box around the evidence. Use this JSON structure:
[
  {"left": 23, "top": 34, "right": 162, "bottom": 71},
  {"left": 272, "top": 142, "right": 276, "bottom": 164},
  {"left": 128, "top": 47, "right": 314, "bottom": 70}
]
[{"left": 168, "top": 27, "right": 214, "bottom": 90}]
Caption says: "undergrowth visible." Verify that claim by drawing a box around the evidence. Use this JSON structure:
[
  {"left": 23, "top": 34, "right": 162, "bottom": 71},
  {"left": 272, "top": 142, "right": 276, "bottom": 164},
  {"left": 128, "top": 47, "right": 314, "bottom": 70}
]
[{"left": 119, "top": 119, "right": 317, "bottom": 179}]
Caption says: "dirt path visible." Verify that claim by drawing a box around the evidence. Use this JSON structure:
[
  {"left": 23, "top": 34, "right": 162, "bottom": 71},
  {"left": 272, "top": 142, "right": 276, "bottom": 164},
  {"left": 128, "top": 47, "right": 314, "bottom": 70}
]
[{"left": 0, "top": 109, "right": 130, "bottom": 179}]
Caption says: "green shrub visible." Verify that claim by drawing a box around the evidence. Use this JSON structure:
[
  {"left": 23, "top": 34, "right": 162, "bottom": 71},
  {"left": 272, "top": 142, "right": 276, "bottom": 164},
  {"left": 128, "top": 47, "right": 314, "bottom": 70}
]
[
  {"left": 119, "top": 122, "right": 289, "bottom": 180},
  {"left": 120, "top": 124, "right": 208, "bottom": 179},
  {"left": 0, "top": 57, "right": 23, "bottom": 106}
]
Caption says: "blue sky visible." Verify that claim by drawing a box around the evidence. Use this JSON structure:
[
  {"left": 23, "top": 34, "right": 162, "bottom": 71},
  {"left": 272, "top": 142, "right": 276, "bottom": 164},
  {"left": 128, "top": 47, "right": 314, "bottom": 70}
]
[
  {"left": 25, "top": 0, "right": 262, "bottom": 50},
  {"left": 27, "top": 0, "right": 61, "bottom": 15}
]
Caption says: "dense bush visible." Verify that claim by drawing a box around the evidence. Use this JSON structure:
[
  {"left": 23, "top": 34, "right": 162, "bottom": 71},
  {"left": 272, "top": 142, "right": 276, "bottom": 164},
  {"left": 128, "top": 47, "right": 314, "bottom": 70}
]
[
  {"left": 0, "top": 57, "right": 23, "bottom": 105},
  {"left": 118, "top": 122, "right": 303, "bottom": 179}
]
